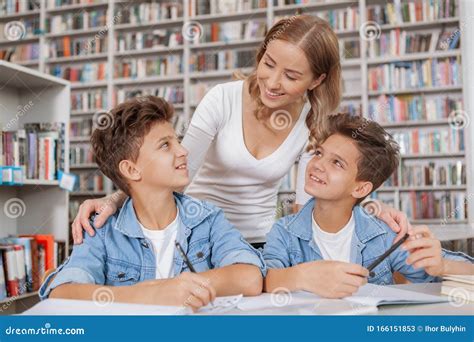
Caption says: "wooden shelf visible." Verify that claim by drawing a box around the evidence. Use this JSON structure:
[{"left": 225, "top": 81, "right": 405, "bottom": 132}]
[
  {"left": 0, "top": 291, "right": 38, "bottom": 304},
  {"left": 46, "top": 53, "right": 108, "bottom": 64},
  {"left": 367, "top": 49, "right": 461, "bottom": 65},
  {"left": 368, "top": 85, "right": 463, "bottom": 96},
  {"left": 46, "top": 1, "right": 108, "bottom": 14}
]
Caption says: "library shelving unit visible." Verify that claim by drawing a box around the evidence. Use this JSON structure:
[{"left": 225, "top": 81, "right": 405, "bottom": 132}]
[
  {"left": 1, "top": 0, "right": 472, "bottom": 240},
  {"left": 0, "top": 60, "right": 70, "bottom": 313}
]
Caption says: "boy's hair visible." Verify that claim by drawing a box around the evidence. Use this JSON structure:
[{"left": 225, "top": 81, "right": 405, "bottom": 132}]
[
  {"left": 91, "top": 96, "right": 174, "bottom": 195},
  {"left": 318, "top": 113, "right": 400, "bottom": 203}
]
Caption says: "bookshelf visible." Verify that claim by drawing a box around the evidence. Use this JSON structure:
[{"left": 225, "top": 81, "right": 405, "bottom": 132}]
[
  {"left": 0, "top": 60, "right": 70, "bottom": 313},
  {"left": 0, "top": 0, "right": 472, "bottom": 234}
]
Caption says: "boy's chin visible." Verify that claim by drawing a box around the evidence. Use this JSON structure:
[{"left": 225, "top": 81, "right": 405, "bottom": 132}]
[{"left": 304, "top": 186, "right": 338, "bottom": 201}]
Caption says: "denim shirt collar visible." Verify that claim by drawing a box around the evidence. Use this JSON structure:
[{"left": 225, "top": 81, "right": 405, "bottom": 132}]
[
  {"left": 112, "top": 192, "right": 213, "bottom": 239},
  {"left": 286, "top": 198, "right": 388, "bottom": 262}
]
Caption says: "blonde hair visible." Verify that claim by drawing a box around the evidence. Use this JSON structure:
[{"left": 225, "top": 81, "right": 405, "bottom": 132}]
[{"left": 236, "top": 15, "right": 342, "bottom": 146}]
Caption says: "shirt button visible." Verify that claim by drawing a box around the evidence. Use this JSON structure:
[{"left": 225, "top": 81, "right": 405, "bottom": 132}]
[
  {"left": 141, "top": 241, "right": 149, "bottom": 248},
  {"left": 196, "top": 252, "right": 204, "bottom": 258}
]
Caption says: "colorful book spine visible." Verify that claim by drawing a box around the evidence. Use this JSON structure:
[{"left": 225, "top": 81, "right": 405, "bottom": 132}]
[
  {"left": 115, "top": 86, "right": 184, "bottom": 105},
  {"left": 115, "top": 55, "right": 183, "bottom": 79},
  {"left": 71, "top": 89, "right": 108, "bottom": 112},
  {"left": 189, "top": 49, "right": 254, "bottom": 72}
]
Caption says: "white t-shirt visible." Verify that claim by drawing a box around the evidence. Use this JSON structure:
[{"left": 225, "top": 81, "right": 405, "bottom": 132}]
[
  {"left": 182, "top": 80, "right": 311, "bottom": 243},
  {"left": 139, "top": 210, "right": 179, "bottom": 279},
  {"left": 311, "top": 211, "right": 355, "bottom": 262}
]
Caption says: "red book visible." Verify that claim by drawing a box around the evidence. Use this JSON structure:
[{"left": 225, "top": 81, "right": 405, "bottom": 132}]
[{"left": 20, "top": 235, "right": 55, "bottom": 272}]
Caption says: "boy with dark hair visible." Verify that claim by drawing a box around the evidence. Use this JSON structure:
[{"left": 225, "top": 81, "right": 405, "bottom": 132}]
[
  {"left": 40, "top": 96, "right": 265, "bottom": 311},
  {"left": 263, "top": 113, "right": 473, "bottom": 298}
]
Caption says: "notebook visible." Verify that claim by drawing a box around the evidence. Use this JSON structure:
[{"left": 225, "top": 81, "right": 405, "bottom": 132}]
[{"left": 238, "top": 283, "right": 448, "bottom": 312}]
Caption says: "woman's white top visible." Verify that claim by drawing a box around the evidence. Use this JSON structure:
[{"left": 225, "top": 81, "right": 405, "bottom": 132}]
[{"left": 182, "top": 80, "right": 313, "bottom": 243}]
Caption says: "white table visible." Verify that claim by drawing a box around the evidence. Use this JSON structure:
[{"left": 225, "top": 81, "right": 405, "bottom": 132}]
[{"left": 23, "top": 284, "right": 473, "bottom": 316}]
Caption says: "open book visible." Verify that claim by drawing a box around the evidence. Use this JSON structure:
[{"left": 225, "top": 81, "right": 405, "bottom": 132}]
[{"left": 237, "top": 283, "right": 448, "bottom": 313}]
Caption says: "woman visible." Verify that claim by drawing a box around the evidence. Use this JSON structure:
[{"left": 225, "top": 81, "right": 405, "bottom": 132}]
[{"left": 72, "top": 15, "right": 410, "bottom": 247}]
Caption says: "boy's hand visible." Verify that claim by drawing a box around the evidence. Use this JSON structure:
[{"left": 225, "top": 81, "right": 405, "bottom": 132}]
[
  {"left": 297, "top": 260, "right": 368, "bottom": 298},
  {"left": 403, "top": 225, "right": 445, "bottom": 276},
  {"left": 137, "top": 272, "right": 217, "bottom": 312}
]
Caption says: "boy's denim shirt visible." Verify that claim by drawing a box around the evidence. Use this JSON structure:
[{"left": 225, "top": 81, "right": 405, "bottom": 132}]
[
  {"left": 40, "top": 192, "right": 266, "bottom": 299},
  {"left": 263, "top": 198, "right": 473, "bottom": 285}
]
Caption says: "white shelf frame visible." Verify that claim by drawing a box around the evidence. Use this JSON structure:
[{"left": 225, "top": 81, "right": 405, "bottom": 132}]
[{"left": 1, "top": 0, "right": 471, "bottom": 226}]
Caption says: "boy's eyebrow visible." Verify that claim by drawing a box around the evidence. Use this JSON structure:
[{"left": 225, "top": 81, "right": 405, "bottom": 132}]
[
  {"left": 265, "top": 53, "right": 303, "bottom": 76},
  {"left": 319, "top": 145, "right": 349, "bottom": 166},
  {"left": 331, "top": 152, "right": 348, "bottom": 166},
  {"left": 155, "top": 135, "right": 174, "bottom": 144}
]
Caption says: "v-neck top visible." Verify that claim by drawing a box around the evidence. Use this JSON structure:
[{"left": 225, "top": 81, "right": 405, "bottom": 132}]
[{"left": 183, "top": 80, "right": 311, "bottom": 242}]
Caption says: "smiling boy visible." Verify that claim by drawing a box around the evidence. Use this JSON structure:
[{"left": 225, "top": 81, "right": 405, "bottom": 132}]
[
  {"left": 263, "top": 113, "right": 473, "bottom": 298},
  {"left": 40, "top": 96, "right": 265, "bottom": 311}
]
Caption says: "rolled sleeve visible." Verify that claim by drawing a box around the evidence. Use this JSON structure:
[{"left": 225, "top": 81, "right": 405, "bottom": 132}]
[
  {"left": 263, "top": 220, "right": 292, "bottom": 269},
  {"left": 39, "top": 263, "right": 96, "bottom": 300},
  {"left": 442, "top": 248, "right": 474, "bottom": 263},
  {"left": 208, "top": 209, "right": 267, "bottom": 276}
]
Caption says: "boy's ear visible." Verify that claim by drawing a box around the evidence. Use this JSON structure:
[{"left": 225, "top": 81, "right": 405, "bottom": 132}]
[
  {"left": 118, "top": 160, "right": 142, "bottom": 182},
  {"left": 351, "top": 180, "right": 373, "bottom": 200}
]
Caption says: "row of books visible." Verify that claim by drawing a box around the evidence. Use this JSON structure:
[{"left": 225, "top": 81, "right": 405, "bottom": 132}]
[
  {"left": 400, "top": 191, "right": 466, "bottom": 220},
  {"left": 46, "top": 0, "right": 104, "bottom": 8},
  {"left": 115, "top": 86, "right": 184, "bottom": 107},
  {"left": 368, "top": 94, "right": 462, "bottom": 123},
  {"left": 47, "top": 9, "right": 107, "bottom": 33},
  {"left": 340, "top": 39, "right": 360, "bottom": 60},
  {"left": 0, "top": 0, "right": 39, "bottom": 15},
  {"left": 70, "top": 118, "right": 92, "bottom": 138},
  {"left": 48, "top": 36, "right": 107, "bottom": 59},
  {"left": 339, "top": 102, "right": 361, "bottom": 116},
  {"left": 1, "top": 123, "right": 65, "bottom": 181},
  {"left": 189, "top": 82, "right": 215, "bottom": 105},
  {"left": 115, "top": 30, "right": 182, "bottom": 52},
  {"left": 190, "top": 20, "right": 266, "bottom": 45},
  {"left": 368, "top": 57, "right": 461, "bottom": 92},
  {"left": 74, "top": 171, "right": 105, "bottom": 192},
  {"left": 71, "top": 89, "right": 108, "bottom": 112},
  {"left": 392, "top": 127, "right": 464, "bottom": 155},
  {"left": 188, "top": 0, "right": 266, "bottom": 17},
  {"left": 0, "top": 235, "right": 65, "bottom": 300},
  {"left": 115, "top": 1, "right": 182, "bottom": 25},
  {"left": 189, "top": 50, "right": 254, "bottom": 72},
  {"left": 115, "top": 56, "right": 183, "bottom": 79},
  {"left": 70, "top": 144, "right": 93, "bottom": 165},
  {"left": 0, "top": 18, "right": 40, "bottom": 41},
  {"left": 307, "top": 7, "right": 360, "bottom": 32},
  {"left": 366, "top": 28, "right": 460, "bottom": 58},
  {"left": 0, "top": 43, "right": 39, "bottom": 63},
  {"left": 366, "top": 0, "right": 457, "bottom": 25},
  {"left": 48, "top": 63, "right": 107, "bottom": 83},
  {"left": 400, "top": 160, "right": 466, "bottom": 187}
]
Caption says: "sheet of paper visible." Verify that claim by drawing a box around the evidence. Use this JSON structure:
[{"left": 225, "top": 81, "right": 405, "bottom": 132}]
[
  {"left": 237, "top": 291, "right": 376, "bottom": 315},
  {"left": 22, "top": 298, "right": 190, "bottom": 315},
  {"left": 198, "top": 294, "right": 243, "bottom": 314},
  {"left": 346, "top": 283, "right": 449, "bottom": 307}
]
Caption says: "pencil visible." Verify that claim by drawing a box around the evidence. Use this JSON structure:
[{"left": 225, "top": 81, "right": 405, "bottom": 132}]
[{"left": 367, "top": 233, "right": 410, "bottom": 278}]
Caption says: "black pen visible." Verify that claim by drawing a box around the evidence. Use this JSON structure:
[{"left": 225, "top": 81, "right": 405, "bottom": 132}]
[
  {"left": 367, "top": 233, "right": 410, "bottom": 277},
  {"left": 175, "top": 241, "right": 196, "bottom": 273}
]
